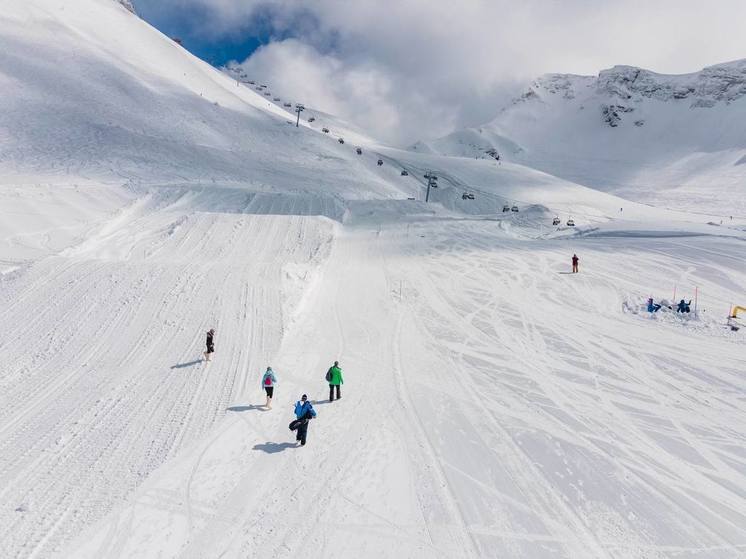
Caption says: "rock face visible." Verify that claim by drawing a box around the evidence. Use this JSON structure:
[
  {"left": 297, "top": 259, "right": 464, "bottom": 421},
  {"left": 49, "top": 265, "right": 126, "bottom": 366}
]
[
  {"left": 518, "top": 60, "right": 746, "bottom": 127},
  {"left": 597, "top": 62, "right": 746, "bottom": 104},
  {"left": 601, "top": 103, "right": 634, "bottom": 127},
  {"left": 116, "top": 0, "right": 136, "bottom": 14}
]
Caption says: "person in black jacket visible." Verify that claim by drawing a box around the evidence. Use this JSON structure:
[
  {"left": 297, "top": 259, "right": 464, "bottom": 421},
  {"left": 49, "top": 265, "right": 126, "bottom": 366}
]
[{"left": 204, "top": 329, "right": 215, "bottom": 361}]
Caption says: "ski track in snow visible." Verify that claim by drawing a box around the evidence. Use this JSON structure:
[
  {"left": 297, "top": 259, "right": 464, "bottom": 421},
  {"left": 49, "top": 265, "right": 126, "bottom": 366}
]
[
  {"left": 0, "top": 194, "right": 334, "bottom": 558},
  {"left": 1, "top": 2, "right": 745, "bottom": 557},
  {"left": 33, "top": 207, "right": 744, "bottom": 559}
]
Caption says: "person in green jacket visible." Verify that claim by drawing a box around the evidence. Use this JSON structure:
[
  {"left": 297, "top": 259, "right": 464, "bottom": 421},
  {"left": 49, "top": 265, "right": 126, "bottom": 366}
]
[{"left": 326, "top": 361, "right": 344, "bottom": 401}]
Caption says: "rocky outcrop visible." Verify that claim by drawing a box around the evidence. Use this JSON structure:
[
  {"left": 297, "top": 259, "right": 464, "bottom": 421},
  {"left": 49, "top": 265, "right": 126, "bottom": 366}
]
[
  {"left": 509, "top": 60, "right": 746, "bottom": 128},
  {"left": 597, "top": 62, "right": 746, "bottom": 103},
  {"left": 116, "top": 0, "right": 136, "bottom": 14}
]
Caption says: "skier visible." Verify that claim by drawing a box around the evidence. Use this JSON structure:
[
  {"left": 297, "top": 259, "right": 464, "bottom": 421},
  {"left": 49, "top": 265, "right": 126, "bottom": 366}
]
[
  {"left": 326, "top": 360, "right": 344, "bottom": 401},
  {"left": 261, "top": 366, "right": 277, "bottom": 409},
  {"left": 572, "top": 254, "right": 579, "bottom": 273},
  {"left": 290, "top": 394, "right": 316, "bottom": 446},
  {"left": 204, "top": 329, "right": 215, "bottom": 361},
  {"left": 677, "top": 299, "right": 691, "bottom": 313},
  {"left": 647, "top": 298, "right": 661, "bottom": 313}
]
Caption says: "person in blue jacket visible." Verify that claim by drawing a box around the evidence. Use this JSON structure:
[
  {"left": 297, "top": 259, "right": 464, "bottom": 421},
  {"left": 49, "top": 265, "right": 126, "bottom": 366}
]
[
  {"left": 292, "top": 394, "right": 316, "bottom": 446},
  {"left": 677, "top": 299, "right": 691, "bottom": 313},
  {"left": 647, "top": 298, "right": 661, "bottom": 313},
  {"left": 261, "top": 366, "right": 277, "bottom": 409}
]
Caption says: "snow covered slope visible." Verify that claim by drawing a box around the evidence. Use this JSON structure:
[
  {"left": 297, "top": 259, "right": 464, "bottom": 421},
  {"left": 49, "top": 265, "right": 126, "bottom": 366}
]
[
  {"left": 64, "top": 215, "right": 746, "bottom": 559},
  {"left": 0, "top": 0, "right": 407, "bottom": 206},
  {"left": 1, "top": 1, "right": 745, "bottom": 559},
  {"left": 418, "top": 61, "right": 746, "bottom": 215}
]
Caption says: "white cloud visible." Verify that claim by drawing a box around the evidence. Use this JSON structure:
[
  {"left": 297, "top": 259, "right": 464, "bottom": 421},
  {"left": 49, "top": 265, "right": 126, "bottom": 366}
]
[
  {"left": 238, "top": 39, "right": 482, "bottom": 144},
  {"left": 137, "top": 0, "right": 746, "bottom": 144}
]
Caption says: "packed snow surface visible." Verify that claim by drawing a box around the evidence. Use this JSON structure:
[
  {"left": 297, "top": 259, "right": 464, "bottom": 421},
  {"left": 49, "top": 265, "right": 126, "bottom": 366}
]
[{"left": 0, "top": 1, "right": 745, "bottom": 558}]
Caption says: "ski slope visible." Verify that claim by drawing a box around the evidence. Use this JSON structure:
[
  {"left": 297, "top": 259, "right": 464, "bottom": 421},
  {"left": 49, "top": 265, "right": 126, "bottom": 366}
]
[
  {"left": 0, "top": 1, "right": 745, "bottom": 558},
  {"left": 60, "top": 211, "right": 746, "bottom": 559}
]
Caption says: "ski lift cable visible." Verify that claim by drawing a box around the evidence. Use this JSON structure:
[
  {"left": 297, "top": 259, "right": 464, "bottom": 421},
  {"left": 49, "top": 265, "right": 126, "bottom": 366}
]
[{"left": 369, "top": 156, "right": 743, "bottom": 230}]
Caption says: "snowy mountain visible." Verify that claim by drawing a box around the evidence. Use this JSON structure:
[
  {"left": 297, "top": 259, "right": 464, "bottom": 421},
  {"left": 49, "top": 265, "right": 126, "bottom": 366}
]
[
  {"left": 0, "top": 0, "right": 412, "bottom": 211},
  {"left": 0, "top": 0, "right": 676, "bottom": 241},
  {"left": 417, "top": 61, "right": 746, "bottom": 214},
  {"left": 1, "top": 2, "right": 745, "bottom": 559}
]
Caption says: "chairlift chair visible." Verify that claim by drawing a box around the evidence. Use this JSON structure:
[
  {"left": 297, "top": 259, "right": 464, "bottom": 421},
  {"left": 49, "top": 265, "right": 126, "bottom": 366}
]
[
  {"left": 377, "top": 159, "right": 383, "bottom": 166},
  {"left": 511, "top": 205, "right": 519, "bottom": 212},
  {"left": 502, "top": 204, "right": 510, "bottom": 212},
  {"left": 338, "top": 138, "right": 345, "bottom": 144},
  {"left": 552, "top": 216, "right": 561, "bottom": 225},
  {"left": 308, "top": 117, "right": 315, "bottom": 122},
  {"left": 322, "top": 127, "right": 330, "bottom": 133},
  {"left": 401, "top": 169, "right": 409, "bottom": 176},
  {"left": 566, "top": 218, "right": 576, "bottom": 227},
  {"left": 356, "top": 148, "right": 362, "bottom": 155}
]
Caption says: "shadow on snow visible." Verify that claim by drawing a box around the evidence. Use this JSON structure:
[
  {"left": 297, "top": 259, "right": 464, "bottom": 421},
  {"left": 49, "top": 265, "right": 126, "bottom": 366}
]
[
  {"left": 226, "top": 405, "right": 266, "bottom": 412},
  {"left": 170, "top": 359, "right": 203, "bottom": 369},
  {"left": 253, "top": 442, "right": 297, "bottom": 453}
]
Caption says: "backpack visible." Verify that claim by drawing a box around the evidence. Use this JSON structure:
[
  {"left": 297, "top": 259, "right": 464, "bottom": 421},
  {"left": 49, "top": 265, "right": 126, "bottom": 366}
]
[
  {"left": 325, "top": 369, "right": 332, "bottom": 382},
  {"left": 264, "top": 375, "right": 272, "bottom": 386}
]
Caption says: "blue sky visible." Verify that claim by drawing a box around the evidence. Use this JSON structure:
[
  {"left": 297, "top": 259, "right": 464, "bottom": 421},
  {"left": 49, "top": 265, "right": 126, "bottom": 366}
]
[{"left": 135, "top": 2, "right": 265, "bottom": 66}]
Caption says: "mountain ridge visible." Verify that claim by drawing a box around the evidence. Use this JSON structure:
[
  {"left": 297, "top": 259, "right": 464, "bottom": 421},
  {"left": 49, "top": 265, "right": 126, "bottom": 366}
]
[{"left": 414, "top": 59, "right": 746, "bottom": 215}]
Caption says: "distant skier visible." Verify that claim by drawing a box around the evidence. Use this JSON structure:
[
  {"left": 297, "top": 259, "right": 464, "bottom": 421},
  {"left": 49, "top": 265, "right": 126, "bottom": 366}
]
[
  {"left": 289, "top": 394, "right": 316, "bottom": 446},
  {"left": 326, "top": 360, "right": 344, "bottom": 401},
  {"left": 677, "top": 299, "right": 691, "bottom": 313},
  {"left": 572, "top": 254, "right": 579, "bottom": 273},
  {"left": 647, "top": 298, "right": 661, "bottom": 313},
  {"left": 204, "top": 329, "right": 215, "bottom": 361},
  {"left": 261, "top": 366, "right": 277, "bottom": 409}
]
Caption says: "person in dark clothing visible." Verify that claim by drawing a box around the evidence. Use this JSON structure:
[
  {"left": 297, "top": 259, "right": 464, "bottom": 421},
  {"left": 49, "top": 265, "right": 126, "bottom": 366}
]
[
  {"left": 326, "top": 361, "right": 344, "bottom": 401},
  {"left": 572, "top": 254, "right": 579, "bottom": 273},
  {"left": 647, "top": 298, "right": 661, "bottom": 313},
  {"left": 204, "top": 329, "right": 215, "bottom": 361},
  {"left": 677, "top": 299, "right": 691, "bottom": 313},
  {"left": 292, "top": 394, "right": 316, "bottom": 446}
]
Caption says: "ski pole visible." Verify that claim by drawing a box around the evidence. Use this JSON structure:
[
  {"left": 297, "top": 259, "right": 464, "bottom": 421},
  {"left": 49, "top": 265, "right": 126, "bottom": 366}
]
[{"left": 694, "top": 286, "right": 698, "bottom": 315}]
